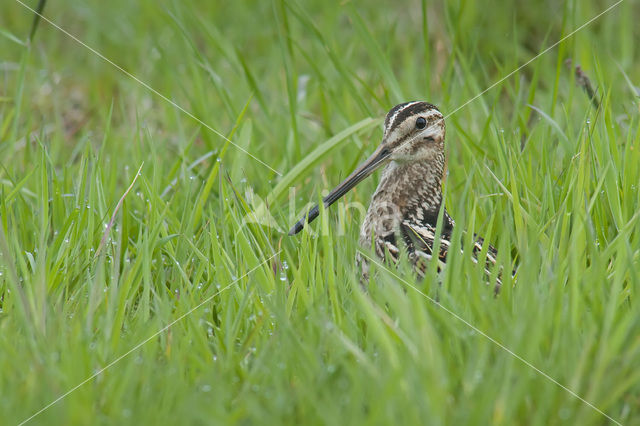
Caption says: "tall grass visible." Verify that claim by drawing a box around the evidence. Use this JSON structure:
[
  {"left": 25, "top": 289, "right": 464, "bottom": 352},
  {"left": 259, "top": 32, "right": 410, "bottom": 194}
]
[{"left": 1, "top": 0, "right": 639, "bottom": 424}]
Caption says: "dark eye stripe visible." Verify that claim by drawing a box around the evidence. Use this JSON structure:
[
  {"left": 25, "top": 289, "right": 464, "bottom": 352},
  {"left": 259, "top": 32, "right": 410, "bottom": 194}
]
[{"left": 386, "top": 102, "right": 439, "bottom": 133}]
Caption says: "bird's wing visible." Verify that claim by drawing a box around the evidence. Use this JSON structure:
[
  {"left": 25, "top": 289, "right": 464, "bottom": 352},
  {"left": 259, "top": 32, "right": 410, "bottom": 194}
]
[
  {"left": 401, "top": 220, "right": 504, "bottom": 291},
  {"left": 400, "top": 221, "right": 450, "bottom": 276}
]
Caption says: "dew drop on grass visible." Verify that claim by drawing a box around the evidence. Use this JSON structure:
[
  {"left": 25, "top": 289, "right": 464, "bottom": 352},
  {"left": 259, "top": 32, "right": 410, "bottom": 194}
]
[
  {"left": 197, "top": 283, "right": 203, "bottom": 290},
  {"left": 207, "top": 327, "right": 214, "bottom": 337},
  {"left": 201, "top": 384, "right": 212, "bottom": 393},
  {"left": 212, "top": 355, "right": 218, "bottom": 362}
]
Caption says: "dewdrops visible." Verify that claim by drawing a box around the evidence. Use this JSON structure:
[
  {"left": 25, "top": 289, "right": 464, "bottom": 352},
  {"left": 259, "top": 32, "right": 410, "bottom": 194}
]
[{"left": 280, "top": 260, "right": 289, "bottom": 282}]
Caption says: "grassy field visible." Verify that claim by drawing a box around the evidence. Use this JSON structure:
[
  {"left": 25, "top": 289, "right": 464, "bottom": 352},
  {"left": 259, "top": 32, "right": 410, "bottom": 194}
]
[{"left": 1, "top": 0, "right": 639, "bottom": 424}]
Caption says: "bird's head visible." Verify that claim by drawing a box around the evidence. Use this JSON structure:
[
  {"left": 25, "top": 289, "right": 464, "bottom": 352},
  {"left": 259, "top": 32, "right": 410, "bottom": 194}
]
[
  {"left": 381, "top": 101, "right": 445, "bottom": 162},
  {"left": 288, "top": 101, "right": 445, "bottom": 235}
]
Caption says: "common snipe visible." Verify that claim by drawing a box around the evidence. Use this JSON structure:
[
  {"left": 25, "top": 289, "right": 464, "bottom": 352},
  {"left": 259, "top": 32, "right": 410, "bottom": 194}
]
[{"left": 289, "top": 101, "right": 501, "bottom": 291}]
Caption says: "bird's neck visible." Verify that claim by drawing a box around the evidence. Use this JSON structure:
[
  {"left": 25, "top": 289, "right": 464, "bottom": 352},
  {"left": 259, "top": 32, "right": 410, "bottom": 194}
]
[{"left": 373, "top": 158, "right": 445, "bottom": 217}]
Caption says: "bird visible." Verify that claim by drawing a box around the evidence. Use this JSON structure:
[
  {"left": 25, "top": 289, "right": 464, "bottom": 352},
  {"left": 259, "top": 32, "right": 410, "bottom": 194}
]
[{"left": 289, "top": 101, "right": 502, "bottom": 292}]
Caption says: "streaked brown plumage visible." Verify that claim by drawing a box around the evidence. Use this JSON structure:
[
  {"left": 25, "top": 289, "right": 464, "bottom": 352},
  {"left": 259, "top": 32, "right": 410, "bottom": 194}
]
[{"left": 289, "top": 101, "right": 500, "bottom": 291}]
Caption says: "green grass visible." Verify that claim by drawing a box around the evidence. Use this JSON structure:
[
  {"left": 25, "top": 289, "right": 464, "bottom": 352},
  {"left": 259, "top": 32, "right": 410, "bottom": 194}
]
[{"left": 1, "top": 0, "right": 639, "bottom": 424}]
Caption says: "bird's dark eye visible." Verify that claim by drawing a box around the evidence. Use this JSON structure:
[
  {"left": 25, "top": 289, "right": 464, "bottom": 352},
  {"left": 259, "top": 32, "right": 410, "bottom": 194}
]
[{"left": 415, "top": 117, "right": 426, "bottom": 129}]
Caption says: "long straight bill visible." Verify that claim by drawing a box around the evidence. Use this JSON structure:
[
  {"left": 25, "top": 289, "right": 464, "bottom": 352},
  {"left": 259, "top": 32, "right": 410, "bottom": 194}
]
[{"left": 288, "top": 145, "right": 390, "bottom": 235}]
